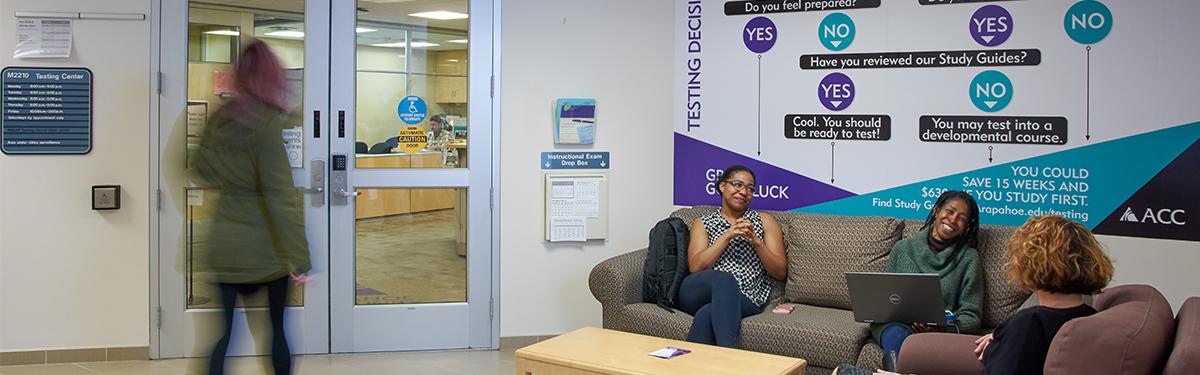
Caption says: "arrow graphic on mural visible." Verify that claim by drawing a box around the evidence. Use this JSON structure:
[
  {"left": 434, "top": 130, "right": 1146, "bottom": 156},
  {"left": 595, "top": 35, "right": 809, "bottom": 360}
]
[
  {"left": 988, "top": 145, "right": 994, "bottom": 163},
  {"left": 1086, "top": 46, "right": 1092, "bottom": 141},
  {"left": 757, "top": 54, "right": 763, "bottom": 156},
  {"left": 830, "top": 141, "right": 836, "bottom": 183}
]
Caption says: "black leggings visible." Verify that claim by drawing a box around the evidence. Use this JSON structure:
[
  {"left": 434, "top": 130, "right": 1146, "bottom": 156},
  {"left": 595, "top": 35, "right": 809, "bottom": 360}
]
[{"left": 208, "top": 277, "right": 291, "bottom": 375}]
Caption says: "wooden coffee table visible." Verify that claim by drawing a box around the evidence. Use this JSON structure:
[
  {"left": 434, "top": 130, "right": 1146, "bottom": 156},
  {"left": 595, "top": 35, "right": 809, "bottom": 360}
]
[{"left": 515, "top": 327, "right": 806, "bottom": 375}]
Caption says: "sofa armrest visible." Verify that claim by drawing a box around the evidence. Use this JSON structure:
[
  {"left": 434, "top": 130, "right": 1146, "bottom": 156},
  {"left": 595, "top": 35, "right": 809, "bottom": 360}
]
[
  {"left": 896, "top": 333, "right": 984, "bottom": 375},
  {"left": 589, "top": 248, "right": 647, "bottom": 309}
]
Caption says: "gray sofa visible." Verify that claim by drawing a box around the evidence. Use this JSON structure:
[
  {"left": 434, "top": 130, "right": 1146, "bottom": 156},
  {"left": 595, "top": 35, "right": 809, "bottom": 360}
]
[{"left": 589, "top": 207, "right": 1031, "bottom": 375}]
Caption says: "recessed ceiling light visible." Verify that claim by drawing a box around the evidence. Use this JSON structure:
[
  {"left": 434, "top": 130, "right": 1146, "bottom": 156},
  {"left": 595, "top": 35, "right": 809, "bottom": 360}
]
[
  {"left": 409, "top": 11, "right": 468, "bottom": 20},
  {"left": 371, "top": 42, "right": 407, "bottom": 48},
  {"left": 370, "top": 41, "right": 439, "bottom": 48},
  {"left": 264, "top": 30, "right": 305, "bottom": 38},
  {"left": 448, "top": 39, "right": 468, "bottom": 44},
  {"left": 356, "top": 27, "right": 377, "bottom": 33},
  {"left": 203, "top": 30, "right": 240, "bottom": 36}
]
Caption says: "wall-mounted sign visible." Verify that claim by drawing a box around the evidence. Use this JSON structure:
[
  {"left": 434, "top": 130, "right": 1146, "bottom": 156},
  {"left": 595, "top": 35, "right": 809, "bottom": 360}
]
[
  {"left": 541, "top": 152, "right": 610, "bottom": 170},
  {"left": 397, "top": 95, "right": 428, "bottom": 125},
  {"left": 2, "top": 67, "right": 92, "bottom": 154},
  {"left": 397, "top": 125, "right": 427, "bottom": 154}
]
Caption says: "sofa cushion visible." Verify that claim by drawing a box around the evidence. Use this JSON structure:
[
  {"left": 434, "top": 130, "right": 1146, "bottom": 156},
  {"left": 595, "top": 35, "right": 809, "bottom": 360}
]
[
  {"left": 741, "top": 303, "right": 871, "bottom": 369},
  {"left": 611, "top": 303, "right": 692, "bottom": 341},
  {"left": 783, "top": 213, "right": 902, "bottom": 309},
  {"left": 855, "top": 340, "right": 885, "bottom": 371},
  {"left": 903, "top": 220, "right": 1029, "bottom": 328},
  {"left": 669, "top": 206, "right": 716, "bottom": 228},
  {"left": 1044, "top": 284, "right": 1176, "bottom": 375},
  {"left": 1164, "top": 297, "right": 1200, "bottom": 375}
]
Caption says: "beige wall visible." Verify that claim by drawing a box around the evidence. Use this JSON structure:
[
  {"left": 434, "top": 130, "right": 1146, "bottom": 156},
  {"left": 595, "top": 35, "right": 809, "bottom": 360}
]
[
  {"left": 498, "top": 0, "right": 676, "bottom": 336},
  {"left": 0, "top": 0, "right": 152, "bottom": 351}
]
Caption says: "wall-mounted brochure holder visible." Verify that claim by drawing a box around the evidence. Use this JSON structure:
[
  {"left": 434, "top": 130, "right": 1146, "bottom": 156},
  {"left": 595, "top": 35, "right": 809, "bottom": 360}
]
[{"left": 544, "top": 172, "right": 608, "bottom": 242}]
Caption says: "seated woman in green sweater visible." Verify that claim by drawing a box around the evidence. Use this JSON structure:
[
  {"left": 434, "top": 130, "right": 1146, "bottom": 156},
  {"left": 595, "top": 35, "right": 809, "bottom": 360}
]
[{"left": 872, "top": 190, "right": 983, "bottom": 371}]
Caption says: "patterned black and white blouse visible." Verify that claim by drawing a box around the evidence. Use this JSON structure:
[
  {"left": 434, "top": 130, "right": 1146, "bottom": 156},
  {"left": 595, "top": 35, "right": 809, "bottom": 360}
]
[{"left": 703, "top": 210, "right": 772, "bottom": 307}]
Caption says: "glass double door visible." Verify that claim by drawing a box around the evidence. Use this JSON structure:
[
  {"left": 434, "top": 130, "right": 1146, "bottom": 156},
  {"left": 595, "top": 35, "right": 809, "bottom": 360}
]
[{"left": 156, "top": 0, "right": 493, "bottom": 358}]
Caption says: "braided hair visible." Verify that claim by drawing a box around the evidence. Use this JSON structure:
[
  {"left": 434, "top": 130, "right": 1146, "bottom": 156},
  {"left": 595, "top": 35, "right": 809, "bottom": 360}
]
[
  {"left": 920, "top": 190, "right": 980, "bottom": 252},
  {"left": 718, "top": 165, "right": 756, "bottom": 185}
]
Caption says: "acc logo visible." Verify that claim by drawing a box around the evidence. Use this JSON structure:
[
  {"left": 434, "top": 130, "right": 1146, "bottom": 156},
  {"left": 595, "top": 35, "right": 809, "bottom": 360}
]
[
  {"left": 818, "top": 13, "right": 855, "bottom": 51},
  {"left": 1120, "top": 207, "right": 1187, "bottom": 226},
  {"left": 889, "top": 294, "right": 902, "bottom": 305}
]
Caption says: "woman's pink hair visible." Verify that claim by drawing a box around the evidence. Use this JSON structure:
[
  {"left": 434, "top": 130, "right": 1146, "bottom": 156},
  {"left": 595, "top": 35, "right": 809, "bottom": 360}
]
[{"left": 234, "top": 40, "right": 287, "bottom": 110}]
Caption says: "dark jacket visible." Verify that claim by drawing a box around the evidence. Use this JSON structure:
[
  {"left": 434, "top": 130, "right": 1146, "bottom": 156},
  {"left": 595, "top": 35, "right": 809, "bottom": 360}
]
[{"left": 190, "top": 101, "right": 311, "bottom": 284}]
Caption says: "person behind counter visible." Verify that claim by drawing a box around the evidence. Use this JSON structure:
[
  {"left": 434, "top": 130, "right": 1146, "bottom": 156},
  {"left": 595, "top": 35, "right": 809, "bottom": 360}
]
[{"left": 425, "top": 114, "right": 458, "bottom": 167}]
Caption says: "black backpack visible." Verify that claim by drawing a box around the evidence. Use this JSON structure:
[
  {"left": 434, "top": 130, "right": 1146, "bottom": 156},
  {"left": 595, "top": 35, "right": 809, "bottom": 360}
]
[{"left": 642, "top": 217, "right": 691, "bottom": 312}]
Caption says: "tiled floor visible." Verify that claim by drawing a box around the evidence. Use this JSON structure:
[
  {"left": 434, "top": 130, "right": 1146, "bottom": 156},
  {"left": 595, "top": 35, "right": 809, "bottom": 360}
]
[{"left": 0, "top": 346, "right": 521, "bottom": 374}]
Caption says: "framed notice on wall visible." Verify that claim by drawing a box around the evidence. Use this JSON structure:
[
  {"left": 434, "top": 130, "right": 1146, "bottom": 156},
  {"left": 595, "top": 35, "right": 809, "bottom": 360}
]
[
  {"left": 1, "top": 67, "right": 93, "bottom": 154},
  {"left": 554, "top": 98, "right": 596, "bottom": 145}
]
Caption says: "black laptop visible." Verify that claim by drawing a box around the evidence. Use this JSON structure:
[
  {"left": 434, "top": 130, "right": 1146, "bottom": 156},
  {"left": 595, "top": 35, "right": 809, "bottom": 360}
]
[{"left": 845, "top": 272, "right": 948, "bottom": 326}]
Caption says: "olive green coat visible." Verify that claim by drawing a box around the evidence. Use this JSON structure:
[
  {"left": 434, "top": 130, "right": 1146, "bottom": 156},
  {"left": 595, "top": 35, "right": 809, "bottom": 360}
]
[{"left": 190, "top": 102, "right": 311, "bottom": 284}]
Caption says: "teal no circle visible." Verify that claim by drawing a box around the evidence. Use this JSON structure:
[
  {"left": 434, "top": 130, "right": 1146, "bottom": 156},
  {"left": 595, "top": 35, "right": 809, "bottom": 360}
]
[
  {"left": 819, "top": 13, "right": 855, "bottom": 51},
  {"left": 1064, "top": 0, "right": 1113, "bottom": 45},
  {"left": 970, "top": 70, "right": 1013, "bottom": 113}
]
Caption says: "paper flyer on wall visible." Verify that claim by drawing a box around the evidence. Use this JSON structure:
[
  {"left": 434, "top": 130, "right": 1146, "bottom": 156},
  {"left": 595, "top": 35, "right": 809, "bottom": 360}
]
[
  {"left": 14, "top": 19, "right": 72, "bottom": 58},
  {"left": 549, "top": 216, "right": 587, "bottom": 242},
  {"left": 554, "top": 98, "right": 596, "bottom": 144}
]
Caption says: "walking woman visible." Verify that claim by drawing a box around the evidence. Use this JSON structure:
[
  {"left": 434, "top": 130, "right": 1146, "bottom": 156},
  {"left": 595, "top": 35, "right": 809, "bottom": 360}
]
[{"left": 191, "top": 40, "right": 311, "bottom": 375}]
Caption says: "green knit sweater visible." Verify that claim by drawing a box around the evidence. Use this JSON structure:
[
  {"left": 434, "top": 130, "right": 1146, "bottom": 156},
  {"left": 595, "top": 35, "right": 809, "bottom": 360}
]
[{"left": 870, "top": 228, "right": 983, "bottom": 341}]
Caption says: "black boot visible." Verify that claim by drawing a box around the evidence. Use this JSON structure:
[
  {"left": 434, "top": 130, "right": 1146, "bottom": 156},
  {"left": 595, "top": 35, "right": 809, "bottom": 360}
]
[{"left": 882, "top": 351, "right": 899, "bottom": 372}]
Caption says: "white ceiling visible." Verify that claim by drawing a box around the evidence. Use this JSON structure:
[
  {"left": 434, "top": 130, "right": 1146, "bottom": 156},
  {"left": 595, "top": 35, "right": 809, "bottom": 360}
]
[
  {"left": 193, "top": 0, "right": 469, "bottom": 31},
  {"left": 194, "top": 0, "right": 468, "bottom": 50}
]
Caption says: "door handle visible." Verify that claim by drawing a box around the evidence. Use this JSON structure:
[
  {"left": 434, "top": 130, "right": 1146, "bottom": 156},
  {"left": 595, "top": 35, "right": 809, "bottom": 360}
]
[
  {"left": 310, "top": 159, "right": 326, "bottom": 207},
  {"left": 338, "top": 190, "right": 360, "bottom": 197}
]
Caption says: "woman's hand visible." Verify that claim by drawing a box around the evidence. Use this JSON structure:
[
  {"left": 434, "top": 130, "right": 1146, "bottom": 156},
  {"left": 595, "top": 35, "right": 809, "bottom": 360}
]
[
  {"left": 910, "top": 322, "right": 937, "bottom": 333},
  {"left": 973, "top": 333, "right": 994, "bottom": 361},
  {"left": 732, "top": 218, "right": 760, "bottom": 244},
  {"left": 289, "top": 272, "right": 313, "bottom": 285}
]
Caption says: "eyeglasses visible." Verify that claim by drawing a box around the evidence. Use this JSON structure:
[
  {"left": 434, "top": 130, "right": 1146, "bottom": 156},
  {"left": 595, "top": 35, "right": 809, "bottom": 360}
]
[{"left": 723, "top": 180, "right": 755, "bottom": 193}]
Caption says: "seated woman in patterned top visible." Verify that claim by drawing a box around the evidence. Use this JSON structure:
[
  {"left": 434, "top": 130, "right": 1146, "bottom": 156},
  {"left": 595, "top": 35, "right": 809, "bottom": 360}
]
[
  {"left": 680, "top": 165, "right": 787, "bottom": 348},
  {"left": 871, "top": 190, "right": 985, "bottom": 371}
]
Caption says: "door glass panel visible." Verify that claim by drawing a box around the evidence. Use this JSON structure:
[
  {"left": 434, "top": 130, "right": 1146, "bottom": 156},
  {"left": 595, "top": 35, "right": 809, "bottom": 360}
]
[
  {"left": 354, "top": 188, "right": 467, "bottom": 305},
  {"left": 185, "top": 1, "right": 306, "bottom": 309},
  {"left": 354, "top": 0, "right": 469, "bottom": 169}
]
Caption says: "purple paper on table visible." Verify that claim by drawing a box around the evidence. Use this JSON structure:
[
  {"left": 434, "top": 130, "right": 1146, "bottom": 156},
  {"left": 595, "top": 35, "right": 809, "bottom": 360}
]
[{"left": 648, "top": 346, "right": 692, "bottom": 359}]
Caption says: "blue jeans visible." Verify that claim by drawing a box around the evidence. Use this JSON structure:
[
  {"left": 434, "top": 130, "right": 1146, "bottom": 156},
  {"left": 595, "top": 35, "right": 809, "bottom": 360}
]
[
  {"left": 879, "top": 322, "right": 913, "bottom": 354},
  {"left": 678, "top": 270, "right": 762, "bottom": 348}
]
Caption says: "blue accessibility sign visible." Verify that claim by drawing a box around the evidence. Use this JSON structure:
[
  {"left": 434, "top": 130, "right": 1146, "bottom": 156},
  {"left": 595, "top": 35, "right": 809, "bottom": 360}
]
[
  {"left": 540, "top": 152, "right": 610, "bottom": 170},
  {"left": 397, "top": 95, "right": 427, "bottom": 124}
]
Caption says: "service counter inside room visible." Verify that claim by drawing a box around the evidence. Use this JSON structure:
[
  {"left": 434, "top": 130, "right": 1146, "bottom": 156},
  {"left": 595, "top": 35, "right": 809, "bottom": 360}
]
[{"left": 354, "top": 151, "right": 456, "bottom": 219}]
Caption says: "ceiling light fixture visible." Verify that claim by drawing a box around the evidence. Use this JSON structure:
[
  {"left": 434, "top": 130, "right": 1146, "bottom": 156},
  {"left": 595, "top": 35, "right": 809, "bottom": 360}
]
[
  {"left": 264, "top": 30, "right": 305, "bottom": 38},
  {"left": 356, "top": 27, "right": 377, "bottom": 33},
  {"left": 448, "top": 39, "right": 468, "bottom": 44},
  {"left": 203, "top": 30, "right": 240, "bottom": 36},
  {"left": 409, "top": 11, "right": 468, "bottom": 20}
]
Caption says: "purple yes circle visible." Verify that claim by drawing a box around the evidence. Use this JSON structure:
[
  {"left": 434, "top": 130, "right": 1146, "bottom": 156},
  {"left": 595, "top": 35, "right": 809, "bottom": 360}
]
[
  {"left": 969, "top": 5, "right": 1013, "bottom": 47},
  {"left": 743, "top": 17, "right": 777, "bottom": 54},
  {"left": 818, "top": 73, "right": 854, "bottom": 111}
]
